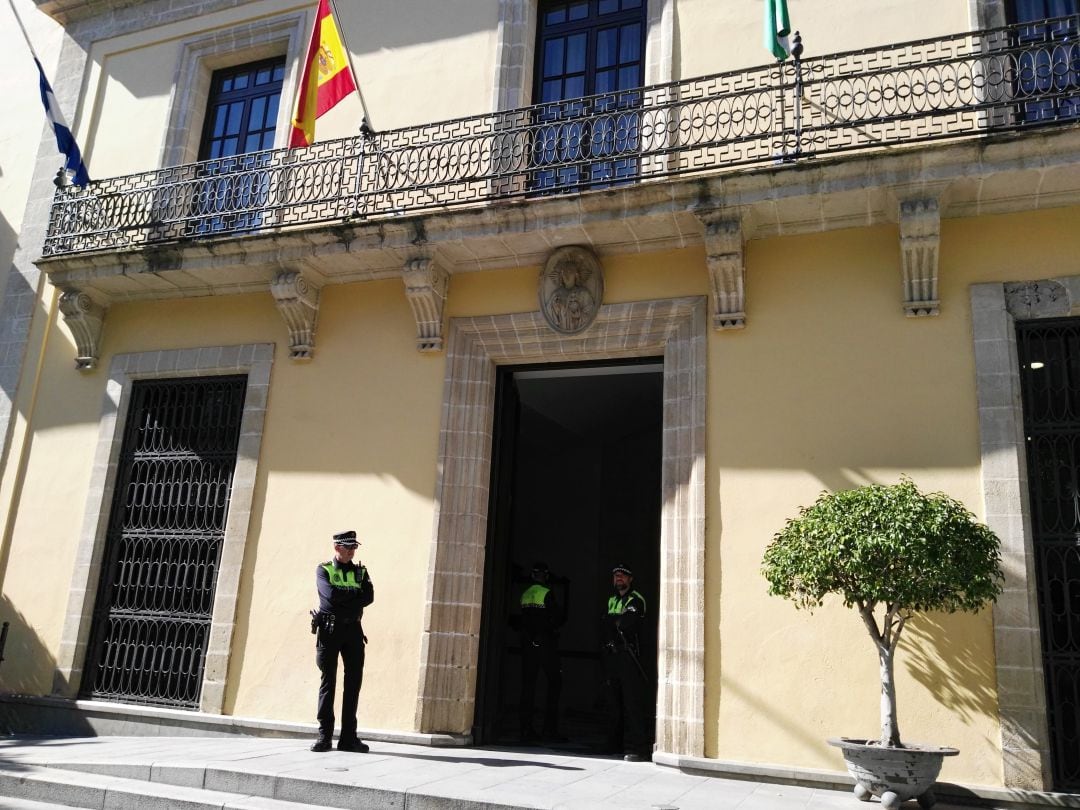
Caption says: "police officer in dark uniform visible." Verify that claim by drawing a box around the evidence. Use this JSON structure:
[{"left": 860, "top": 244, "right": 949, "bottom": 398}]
[
  {"left": 311, "top": 530, "right": 374, "bottom": 753},
  {"left": 603, "top": 563, "right": 652, "bottom": 762},
  {"left": 518, "top": 561, "right": 565, "bottom": 742}
]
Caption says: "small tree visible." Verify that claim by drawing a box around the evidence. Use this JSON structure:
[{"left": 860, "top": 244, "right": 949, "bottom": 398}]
[{"left": 761, "top": 479, "right": 1003, "bottom": 748}]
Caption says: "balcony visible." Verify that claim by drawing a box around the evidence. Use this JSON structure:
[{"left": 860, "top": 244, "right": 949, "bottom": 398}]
[
  {"left": 41, "top": 15, "right": 1080, "bottom": 265},
  {"left": 37, "top": 15, "right": 1080, "bottom": 335}
]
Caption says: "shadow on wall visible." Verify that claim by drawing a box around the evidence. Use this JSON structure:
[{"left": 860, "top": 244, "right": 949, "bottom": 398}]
[
  {"left": 0, "top": 197, "right": 15, "bottom": 315},
  {"left": 901, "top": 613, "right": 998, "bottom": 727},
  {"left": 0, "top": 592, "right": 93, "bottom": 738}
]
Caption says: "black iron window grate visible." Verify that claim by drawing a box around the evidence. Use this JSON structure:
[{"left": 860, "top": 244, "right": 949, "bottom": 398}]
[
  {"left": 83, "top": 376, "right": 247, "bottom": 709},
  {"left": 1018, "top": 319, "right": 1080, "bottom": 791}
]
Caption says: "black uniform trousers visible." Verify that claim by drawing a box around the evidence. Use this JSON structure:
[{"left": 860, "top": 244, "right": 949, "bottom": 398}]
[
  {"left": 520, "top": 638, "right": 562, "bottom": 735},
  {"left": 604, "top": 649, "right": 652, "bottom": 756},
  {"left": 315, "top": 620, "right": 365, "bottom": 741}
]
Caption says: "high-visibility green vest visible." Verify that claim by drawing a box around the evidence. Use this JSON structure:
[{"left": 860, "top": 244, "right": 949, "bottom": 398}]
[
  {"left": 608, "top": 590, "right": 645, "bottom": 615},
  {"left": 322, "top": 562, "right": 367, "bottom": 590},
  {"left": 521, "top": 584, "right": 550, "bottom": 609}
]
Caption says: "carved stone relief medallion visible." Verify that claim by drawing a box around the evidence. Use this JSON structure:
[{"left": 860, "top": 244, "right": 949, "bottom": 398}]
[
  {"left": 539, "top": 246, "right": 604, "bottom": 335},
  {"left": 1004, "top": 281, "right": 1069, "bottom": 320}
]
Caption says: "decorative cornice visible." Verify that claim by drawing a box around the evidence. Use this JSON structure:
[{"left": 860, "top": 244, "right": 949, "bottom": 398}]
[
  {"left": 402, "top": 257, "right": 450, "bottom": 352},
  {"left": 696, "top": 212, "right": 745, "bottom": 330},
  {"left": 270, "top": 270, "right": 320, "bottom": 361},
  {"left": 36, "top": 127, "right": 1080, "bottom": 304},
  {"left": 899, "top": 198, "right": 941, "bottom": 317},
  {"left": 57, "top": 290, "right": 106, "bottom": 370}
]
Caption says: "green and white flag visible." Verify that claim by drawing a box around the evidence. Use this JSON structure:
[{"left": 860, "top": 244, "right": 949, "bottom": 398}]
[{"left": 764, "top": 0, "right": 792, "bottom": 61}]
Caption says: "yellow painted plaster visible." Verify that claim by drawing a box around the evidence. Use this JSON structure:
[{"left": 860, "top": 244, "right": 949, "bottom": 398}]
[
  {"left": 3, "top": 205, "right": 1080, "bottom": 786},
  {"left": 676, "top": 0, "right": 973, "bottom": 79}
]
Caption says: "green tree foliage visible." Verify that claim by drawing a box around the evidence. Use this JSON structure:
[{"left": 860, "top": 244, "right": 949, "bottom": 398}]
[{"left": 761, "top": 478, "right": 1003, "bottom": 747}]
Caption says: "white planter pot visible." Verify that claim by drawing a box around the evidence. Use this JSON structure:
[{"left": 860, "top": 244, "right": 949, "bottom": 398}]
[{"left": 828, "top": 737, "right": 959, "bottom": 810}]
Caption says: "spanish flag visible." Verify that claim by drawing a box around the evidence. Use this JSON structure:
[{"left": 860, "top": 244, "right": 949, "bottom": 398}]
[{"left": 290, "top": 0, "right": 357, "bottom": 148}]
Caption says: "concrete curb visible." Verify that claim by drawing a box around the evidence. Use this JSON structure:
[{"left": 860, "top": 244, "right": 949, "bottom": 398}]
[{"left": 0, "top": 694, "right": 468, "bottom": 747}]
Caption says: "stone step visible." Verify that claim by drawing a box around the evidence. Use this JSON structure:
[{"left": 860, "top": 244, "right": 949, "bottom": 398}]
[
  {"left": 0, "top": 798, "right": 83, "bottom": 810},
  {"left": 0, "top": 763, "right": 340, "bottom": 810}
]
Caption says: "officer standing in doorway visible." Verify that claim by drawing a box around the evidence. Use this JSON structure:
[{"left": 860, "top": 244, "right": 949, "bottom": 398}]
[
  {"left": 311, "top": 530, "right": 374, "bottom": 753},
  {"left": 603, "top": 563, "right": 653, "bottom": 762},
  {"left": 518, "top": 561, "right": 565, "bottom": 742}
]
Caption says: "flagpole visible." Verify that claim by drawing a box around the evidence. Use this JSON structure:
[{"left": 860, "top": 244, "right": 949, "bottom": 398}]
[
  {"left": 6, "top": 0, "right": 42, "bottom": 62},
  {"left": 326, "top": 0, "right": 375, "bottom": 136}
]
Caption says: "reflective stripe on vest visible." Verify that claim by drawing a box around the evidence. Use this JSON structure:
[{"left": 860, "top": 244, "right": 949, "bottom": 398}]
[
  {"left": 323, "top": 563, "right": 366, "bottom": 590},
  {"left": 607, "top": 590, "right": 645, "bottom": 615},
  {"left": 521, "top": 584, "right": 550, "bottom": 609}
]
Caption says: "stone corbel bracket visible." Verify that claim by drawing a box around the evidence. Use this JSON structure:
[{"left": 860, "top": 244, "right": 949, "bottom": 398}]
[
  {"left": 403, "top": 256, "right": 450, "bottom": 352},
  {"left": 899, "top": 198, "right": 941, "bottom": 317},
  {"left": 58, "top": 289, "right": 107, "bottom": 371},
  {"left": 270, "top": 270, "right": 321, "bottom": 361},
  {"left": 696, "top": 212, "right": 745, "bottom": 330}
]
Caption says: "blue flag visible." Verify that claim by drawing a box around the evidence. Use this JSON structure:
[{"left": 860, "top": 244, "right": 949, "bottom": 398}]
[
  {"left": 35, "top": 56, "right": 90, "bottom": 187},
  {"left": 764, "top": 0, "right": 792, "bottom": 61}
]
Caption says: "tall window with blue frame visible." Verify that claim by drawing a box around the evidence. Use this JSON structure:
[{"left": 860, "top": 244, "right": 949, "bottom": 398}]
[
  {"left": 531, "top": 0, "right": 646, "bottom": 192},
  {"left": 1010, "top": 0, "right": 1079, "bottom": 121},
  {"left": 190, "top": 57, "right": 286, "bottom": 235}
]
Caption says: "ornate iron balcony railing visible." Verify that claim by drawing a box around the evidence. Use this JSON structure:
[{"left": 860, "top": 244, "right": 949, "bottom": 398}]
[{"left": 44, "top": 15, "right": 1080, "bottom": 258}]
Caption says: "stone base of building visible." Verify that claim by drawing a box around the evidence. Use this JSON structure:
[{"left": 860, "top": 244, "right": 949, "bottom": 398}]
[
  {"left": 0, "top": 693, "right": 469, "bottom": 747},
  {"left": 653, "top": 752, "right": 1080, "bottom": 810}
]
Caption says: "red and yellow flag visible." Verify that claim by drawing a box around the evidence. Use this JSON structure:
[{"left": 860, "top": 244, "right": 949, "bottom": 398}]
[{"left": 290, "top": 0, "right": 357, "bottom": 148}]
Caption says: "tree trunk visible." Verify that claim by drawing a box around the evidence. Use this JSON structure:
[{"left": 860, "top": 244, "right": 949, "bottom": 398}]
[{"left": 878, "top": 642, "right": 901, "bottom": 748}]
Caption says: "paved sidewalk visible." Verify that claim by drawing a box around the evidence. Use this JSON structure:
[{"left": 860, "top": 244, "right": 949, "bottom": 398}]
[{"left": 0, "top": 735, "right": 973, "bottom": 810}]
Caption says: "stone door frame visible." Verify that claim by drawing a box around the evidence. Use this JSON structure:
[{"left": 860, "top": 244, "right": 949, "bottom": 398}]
[
  {"left": 972, "top": 279, "right": 1080, "bottom": 790},
  {"left": 414, "top": 297, "right": 706, "bottom": 757}
]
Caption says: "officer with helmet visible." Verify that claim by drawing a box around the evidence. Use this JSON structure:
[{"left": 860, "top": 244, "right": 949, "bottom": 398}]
[
  {"left": 310, "top": 530, "right": 374, "bottom": 753},
  {"left": 603, "top": 563, "right": 652, "bottom": 762}
]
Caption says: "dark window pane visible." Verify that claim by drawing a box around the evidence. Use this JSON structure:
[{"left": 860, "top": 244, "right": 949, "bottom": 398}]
[
  {"left": 273, "top": 65, "right": 285, "bottom": 81},
  {"left": 533, "top": 0, "right": 645, "bottom": 192},
  {"left": 251, "top": 97, "right": 267, "bottom": 129},
  {"left": 223, "top": 137, "right": 238, "bottom": 155},
  {"left": 620, "top": 23, "right": 641, "bottom": 63},
  {"left": 597, "top": 28, "right": 617, "bottom": 68},
  {"left": 261, "top": 131, "right": 275, "bottom": 150},
  {"left": 255, "top": 68, "right": 271, "bottom": 85},
  {"left": 212, "top": 105, "right": 228, "bottom": 138},
  {"left": 265, "top": 94, "right": 280, "bottom": 128},
  {"left": 222, "top": 78, "right": 233, "bottom": 92},
  {"left": 545, "top": 7, "right": 566, "bottom": 24},
  {"left": 233, "top": 73, "right": 249, "bottom": 90},
  {"left": 566, "top": 32, "right": 587, "bottom": 73},
  {"left": 210, "top": 140, "right": 223, "bottom": 159},
  {"left": 226, "top": 103, "right": 243, "bottom": 136},
  {"left": 544, "top": 38, "right": 565, "bottom": 77},
  {"left": 245, "top": 133, "right": 261, "bottom": 152}
]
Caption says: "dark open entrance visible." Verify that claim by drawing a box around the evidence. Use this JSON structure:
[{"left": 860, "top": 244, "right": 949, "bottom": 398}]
[{"left": 475, "top": 358, "right": 662, "bottom": 749}]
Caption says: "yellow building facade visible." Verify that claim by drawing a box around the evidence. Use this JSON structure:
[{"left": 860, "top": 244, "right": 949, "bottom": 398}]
[{"left": 1, "top": 0, "right": 1079, "bottom": 797}]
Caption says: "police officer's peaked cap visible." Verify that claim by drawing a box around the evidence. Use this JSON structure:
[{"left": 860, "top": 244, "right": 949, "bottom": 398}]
[
  {"left": 612, "top": 563, "right": 633, "bottom": 576},
  {"left": 332, "top": 530, "right": 359, "bottom": 547}
]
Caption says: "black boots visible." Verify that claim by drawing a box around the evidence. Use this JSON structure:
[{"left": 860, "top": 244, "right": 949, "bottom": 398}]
[
  {"left": 311, "top": 736, "right": 369, "bottom": 753},
  {"left": 336, "top": 737, "right": 369, "bottom": 753}
]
